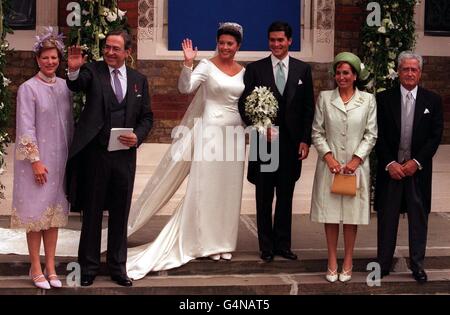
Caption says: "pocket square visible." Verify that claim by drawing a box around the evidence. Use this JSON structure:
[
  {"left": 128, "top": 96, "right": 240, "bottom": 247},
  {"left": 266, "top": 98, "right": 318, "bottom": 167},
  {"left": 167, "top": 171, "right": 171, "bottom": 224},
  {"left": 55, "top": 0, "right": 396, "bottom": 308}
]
[
  {"left": 298, "top": 79, "right": 303, "bottom": 85},
  {"left": 424, "top": 108, "right": 430, "bottom": 114}
]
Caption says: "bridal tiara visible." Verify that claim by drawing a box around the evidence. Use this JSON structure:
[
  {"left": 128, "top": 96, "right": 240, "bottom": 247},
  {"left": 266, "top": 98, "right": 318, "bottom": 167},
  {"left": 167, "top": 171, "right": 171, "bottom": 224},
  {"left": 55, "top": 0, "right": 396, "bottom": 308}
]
[
  {"left": 218, "top": 22, "right": 244, "bottom": 39},
  {"left": 33, "top": 26, "right": 65, "bottom": 55}
]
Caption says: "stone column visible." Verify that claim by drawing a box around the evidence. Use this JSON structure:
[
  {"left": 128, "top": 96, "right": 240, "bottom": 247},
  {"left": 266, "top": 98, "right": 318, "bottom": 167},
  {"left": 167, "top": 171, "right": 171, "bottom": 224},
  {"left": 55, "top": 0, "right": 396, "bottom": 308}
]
[{"left": 36, "top": 0, "right": 58, "bottom": 31}]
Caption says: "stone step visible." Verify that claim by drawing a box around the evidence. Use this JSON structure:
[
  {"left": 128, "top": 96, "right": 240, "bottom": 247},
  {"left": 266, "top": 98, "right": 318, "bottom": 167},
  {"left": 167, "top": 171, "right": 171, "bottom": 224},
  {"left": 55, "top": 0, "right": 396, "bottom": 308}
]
[
  {"left": 1, "top": 270, "right": 450, "bottom": 295},
  {"left": 2, "top": 212, "right": 450, "bottom": 296},
  {"left": 2, "top": 255, "right": 450, "bottom": 277}
]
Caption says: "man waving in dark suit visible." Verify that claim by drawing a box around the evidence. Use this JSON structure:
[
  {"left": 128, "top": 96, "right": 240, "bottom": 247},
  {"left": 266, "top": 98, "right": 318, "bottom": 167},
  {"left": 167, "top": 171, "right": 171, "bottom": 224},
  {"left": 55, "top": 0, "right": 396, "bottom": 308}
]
[
  {"left": 66, "top": 30, "right": 153, "bottom": 286},
  {"left": 238, "top": 21, "right": 314, "bottom": 262},
  {"left": 375, "top": 51, "right": 443, "bottom": 283}
]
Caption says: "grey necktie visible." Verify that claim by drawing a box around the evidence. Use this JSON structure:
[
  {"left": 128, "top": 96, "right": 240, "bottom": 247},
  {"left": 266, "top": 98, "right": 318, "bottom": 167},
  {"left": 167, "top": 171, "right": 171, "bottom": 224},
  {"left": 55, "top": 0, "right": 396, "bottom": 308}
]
[
  {"left": 405, "top": 91, "right": 413, "bottom": 116},
  {"left": 399, "top": 91, "right": 414, "bottom": 161},
  {"left": 113, "top": 69, "right": 124, "bottom": 102},
  {"left": 275, "top": 61, "right": 286, "bottom": 94}
]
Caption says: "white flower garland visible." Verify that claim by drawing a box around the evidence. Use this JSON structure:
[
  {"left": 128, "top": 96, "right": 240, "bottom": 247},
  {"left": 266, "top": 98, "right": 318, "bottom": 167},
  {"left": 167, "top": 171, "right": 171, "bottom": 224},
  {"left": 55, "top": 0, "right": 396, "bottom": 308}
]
[
  {"left": 0, "top": 0, "right": 12, "bottom": 200},
  {"left": 361, "top": 0, "right": 419, "bottom": 93},
  {"left": 71, "top": 0, "right": 128, "bottom": 61}
]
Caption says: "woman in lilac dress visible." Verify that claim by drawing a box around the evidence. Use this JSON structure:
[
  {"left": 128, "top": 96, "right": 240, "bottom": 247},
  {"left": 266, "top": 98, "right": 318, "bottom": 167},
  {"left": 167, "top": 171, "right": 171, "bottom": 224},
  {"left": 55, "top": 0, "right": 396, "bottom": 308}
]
[{"left": 11, "top": 28, "right": 73, "bottom": 289}]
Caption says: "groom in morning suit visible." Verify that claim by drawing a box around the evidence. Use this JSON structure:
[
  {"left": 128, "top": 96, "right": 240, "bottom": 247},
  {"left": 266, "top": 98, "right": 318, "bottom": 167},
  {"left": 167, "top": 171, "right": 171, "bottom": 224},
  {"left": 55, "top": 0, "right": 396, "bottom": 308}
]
[
  {"left": 238, "top": 21, "right": 314, "bottom": 262},
  {"left": 375, "top": 51, "right": 443, "bottom": 283},
  {"left": 66, "top": 30, "right": 153, "bottom": 286}
]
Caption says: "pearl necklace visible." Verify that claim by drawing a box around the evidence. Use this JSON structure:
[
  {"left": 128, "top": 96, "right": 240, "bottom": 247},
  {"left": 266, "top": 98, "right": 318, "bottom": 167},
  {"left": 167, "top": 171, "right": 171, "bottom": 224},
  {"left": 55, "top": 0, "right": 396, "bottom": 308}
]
[
  {"left": 342, "top": 92, "right": 355, "bottom": 105},
  {"left": 37, "top": 71, "right": 56, "bottom": 84}
]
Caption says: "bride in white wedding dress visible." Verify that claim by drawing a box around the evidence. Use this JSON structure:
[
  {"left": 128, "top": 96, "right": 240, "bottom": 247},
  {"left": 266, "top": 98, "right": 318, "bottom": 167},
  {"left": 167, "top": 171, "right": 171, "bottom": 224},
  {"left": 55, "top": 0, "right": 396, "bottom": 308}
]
[
  {"left": 126, "top": 23, "right": 246, "bottom": 279},
  {"left": 0, "top": 23, "right": 246, "bottom": 281}
]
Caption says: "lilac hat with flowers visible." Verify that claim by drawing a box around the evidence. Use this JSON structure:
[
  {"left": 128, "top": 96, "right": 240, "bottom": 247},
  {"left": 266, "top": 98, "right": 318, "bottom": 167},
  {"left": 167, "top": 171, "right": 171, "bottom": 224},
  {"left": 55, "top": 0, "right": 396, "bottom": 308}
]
[{"left": 32, "top": 26, "right": 65, "bottom": 55}]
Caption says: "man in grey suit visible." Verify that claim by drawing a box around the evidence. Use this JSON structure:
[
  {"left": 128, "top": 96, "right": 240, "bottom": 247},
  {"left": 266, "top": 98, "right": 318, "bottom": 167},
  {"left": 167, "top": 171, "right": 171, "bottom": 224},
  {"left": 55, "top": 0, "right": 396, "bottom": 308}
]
[{"left": 375, "top": 51, "right": 443, "bottom": 283}]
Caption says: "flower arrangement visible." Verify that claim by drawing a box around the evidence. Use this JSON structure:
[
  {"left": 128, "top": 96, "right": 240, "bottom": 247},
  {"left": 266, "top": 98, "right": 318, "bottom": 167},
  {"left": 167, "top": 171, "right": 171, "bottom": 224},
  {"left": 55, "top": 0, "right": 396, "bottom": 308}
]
[
  {"left": 244, "top": 86, "right": 279, "bottom": 134},
  {"left": 0, "top": 0, "right": 12, "bottom": 200},
  {"left": 360, "top": 0, "right": 418, "bottom": 93},
  {"left": 68, "top": 0, "right": 128, "bottom": 61},
  {"left": 68, "top": 0, "right": 128, "bottom": 120},
  {"left": 359, "top": 0, "right": 418, "bottom": 206}
]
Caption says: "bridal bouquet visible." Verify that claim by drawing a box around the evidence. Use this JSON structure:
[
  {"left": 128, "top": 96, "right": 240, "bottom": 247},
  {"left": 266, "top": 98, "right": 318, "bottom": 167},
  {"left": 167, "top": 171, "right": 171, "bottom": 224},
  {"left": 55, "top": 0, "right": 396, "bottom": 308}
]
[{"left": 244, "top": 86, "right": 278, "bottom": 134}]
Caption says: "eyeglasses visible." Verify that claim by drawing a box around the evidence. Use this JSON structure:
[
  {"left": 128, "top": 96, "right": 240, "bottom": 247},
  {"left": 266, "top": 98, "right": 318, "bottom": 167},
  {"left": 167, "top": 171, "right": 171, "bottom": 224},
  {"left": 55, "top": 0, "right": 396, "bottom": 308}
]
[
  {"left": 399, "top": 67, "right": 420, "bottom": 73},
  {"left": 103, "top": 45, "right": 124, "bottom": 53}
]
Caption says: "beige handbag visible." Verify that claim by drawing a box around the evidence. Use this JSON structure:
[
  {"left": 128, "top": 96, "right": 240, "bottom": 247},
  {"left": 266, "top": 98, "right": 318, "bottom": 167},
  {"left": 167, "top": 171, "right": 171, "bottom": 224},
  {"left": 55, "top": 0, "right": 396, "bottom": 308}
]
[{"left": 331, "top": 173, "right": 357, "bottom": 196}]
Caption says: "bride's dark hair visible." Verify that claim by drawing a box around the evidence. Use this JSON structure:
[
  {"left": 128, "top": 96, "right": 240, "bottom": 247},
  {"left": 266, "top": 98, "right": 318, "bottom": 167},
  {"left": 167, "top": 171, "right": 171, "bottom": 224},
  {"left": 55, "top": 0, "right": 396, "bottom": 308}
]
[{"left": 217, "top": 24, "right": 243, "bottom": 44}]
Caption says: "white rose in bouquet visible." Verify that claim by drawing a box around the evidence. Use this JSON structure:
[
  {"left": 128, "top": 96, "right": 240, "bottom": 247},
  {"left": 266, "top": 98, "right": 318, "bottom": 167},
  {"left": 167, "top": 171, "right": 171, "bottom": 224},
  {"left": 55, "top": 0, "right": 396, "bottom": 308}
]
[{"left": 244, "top": 86, "right": 278, "bottom": 134}]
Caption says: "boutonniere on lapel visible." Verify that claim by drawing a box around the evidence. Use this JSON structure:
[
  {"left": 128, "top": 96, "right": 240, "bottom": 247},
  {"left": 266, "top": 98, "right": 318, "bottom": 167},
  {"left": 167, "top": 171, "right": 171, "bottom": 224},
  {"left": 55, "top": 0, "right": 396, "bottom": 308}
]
[
  {"left": 424, "top": 108, "right": 430, "bottom": 114},
  {"left": 134, "top": 83, "right": 142, "bottom": 97}
]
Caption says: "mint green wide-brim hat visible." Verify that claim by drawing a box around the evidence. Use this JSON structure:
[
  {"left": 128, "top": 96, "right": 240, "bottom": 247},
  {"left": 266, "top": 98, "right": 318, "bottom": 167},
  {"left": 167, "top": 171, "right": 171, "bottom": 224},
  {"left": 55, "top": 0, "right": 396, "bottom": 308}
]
[{"left": 332, "top": 52, "right": 370, "bottom": 81}]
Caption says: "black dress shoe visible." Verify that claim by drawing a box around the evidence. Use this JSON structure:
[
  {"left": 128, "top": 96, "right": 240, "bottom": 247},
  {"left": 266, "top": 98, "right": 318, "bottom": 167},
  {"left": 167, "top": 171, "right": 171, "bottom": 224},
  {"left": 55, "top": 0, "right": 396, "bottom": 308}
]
[
  {"left": 260, "top": 251, "right": 274, "bottom": 263},
  {"left": 80, "top": 275, "right": 96, "bottom": 287},
  {"left": 274, "top": 249, "right": 298, "bottom": 260},
  {"left": 412, "top": 269, "right": 428, "bottom": 283},
  {"left": 111, "top": 274, "right": 133, "bottom": 287}
]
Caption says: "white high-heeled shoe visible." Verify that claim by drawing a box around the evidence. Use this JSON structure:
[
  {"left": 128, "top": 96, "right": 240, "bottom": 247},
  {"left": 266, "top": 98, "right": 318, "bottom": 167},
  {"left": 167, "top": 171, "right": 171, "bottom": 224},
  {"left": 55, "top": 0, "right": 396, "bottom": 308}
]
[
  {"left": 339, "top": 266, "right": 353, "bottom": 283},
  {"left": 44, "top": 269, "right": 62, "bottom": 288},
  {"left": 29, "top": 269, "right": 51, "bottom": 290},
  {"left": 221, "top": 253, "right": 232, "bottom": 261},
  {"left": 209, "top": 254, "right": 221, "bottom": 261},
  {"left": 325, "top": 267, "right": 338, "bottom": 283}
]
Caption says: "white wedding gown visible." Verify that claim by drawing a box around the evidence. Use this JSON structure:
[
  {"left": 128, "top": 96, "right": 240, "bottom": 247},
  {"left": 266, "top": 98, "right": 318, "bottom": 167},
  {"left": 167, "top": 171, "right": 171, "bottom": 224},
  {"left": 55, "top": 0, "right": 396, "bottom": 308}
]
[
  {"left": 0, "top": 59, "right": 246, "bottom": 280},
  {"left": 127, "top": 59, "right": 246, "bottom": 279}
]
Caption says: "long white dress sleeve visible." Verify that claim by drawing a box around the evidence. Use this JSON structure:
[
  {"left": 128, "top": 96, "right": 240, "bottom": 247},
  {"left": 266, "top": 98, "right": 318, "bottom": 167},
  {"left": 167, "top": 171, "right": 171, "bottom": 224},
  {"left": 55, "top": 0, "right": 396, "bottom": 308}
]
[{"left": 178, "top": 59, "right": 210, "bottom": 94}]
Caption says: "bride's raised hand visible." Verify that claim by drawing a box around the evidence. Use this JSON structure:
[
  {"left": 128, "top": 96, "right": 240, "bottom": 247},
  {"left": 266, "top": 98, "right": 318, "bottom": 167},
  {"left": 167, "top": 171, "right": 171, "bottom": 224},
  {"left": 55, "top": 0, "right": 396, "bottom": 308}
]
[{"left": 181, "top": 38, "right": 197, "bottom": 68}]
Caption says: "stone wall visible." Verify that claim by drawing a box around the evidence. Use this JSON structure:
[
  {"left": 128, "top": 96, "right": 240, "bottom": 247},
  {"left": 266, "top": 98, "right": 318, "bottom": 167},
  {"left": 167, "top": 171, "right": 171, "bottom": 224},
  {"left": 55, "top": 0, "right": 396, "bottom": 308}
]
[
  {"left": 422, "top": 56, "right": 450, "bottom": 143},
  {"left": 335, "top": 1, "right": 364, "bottom": 54}
]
